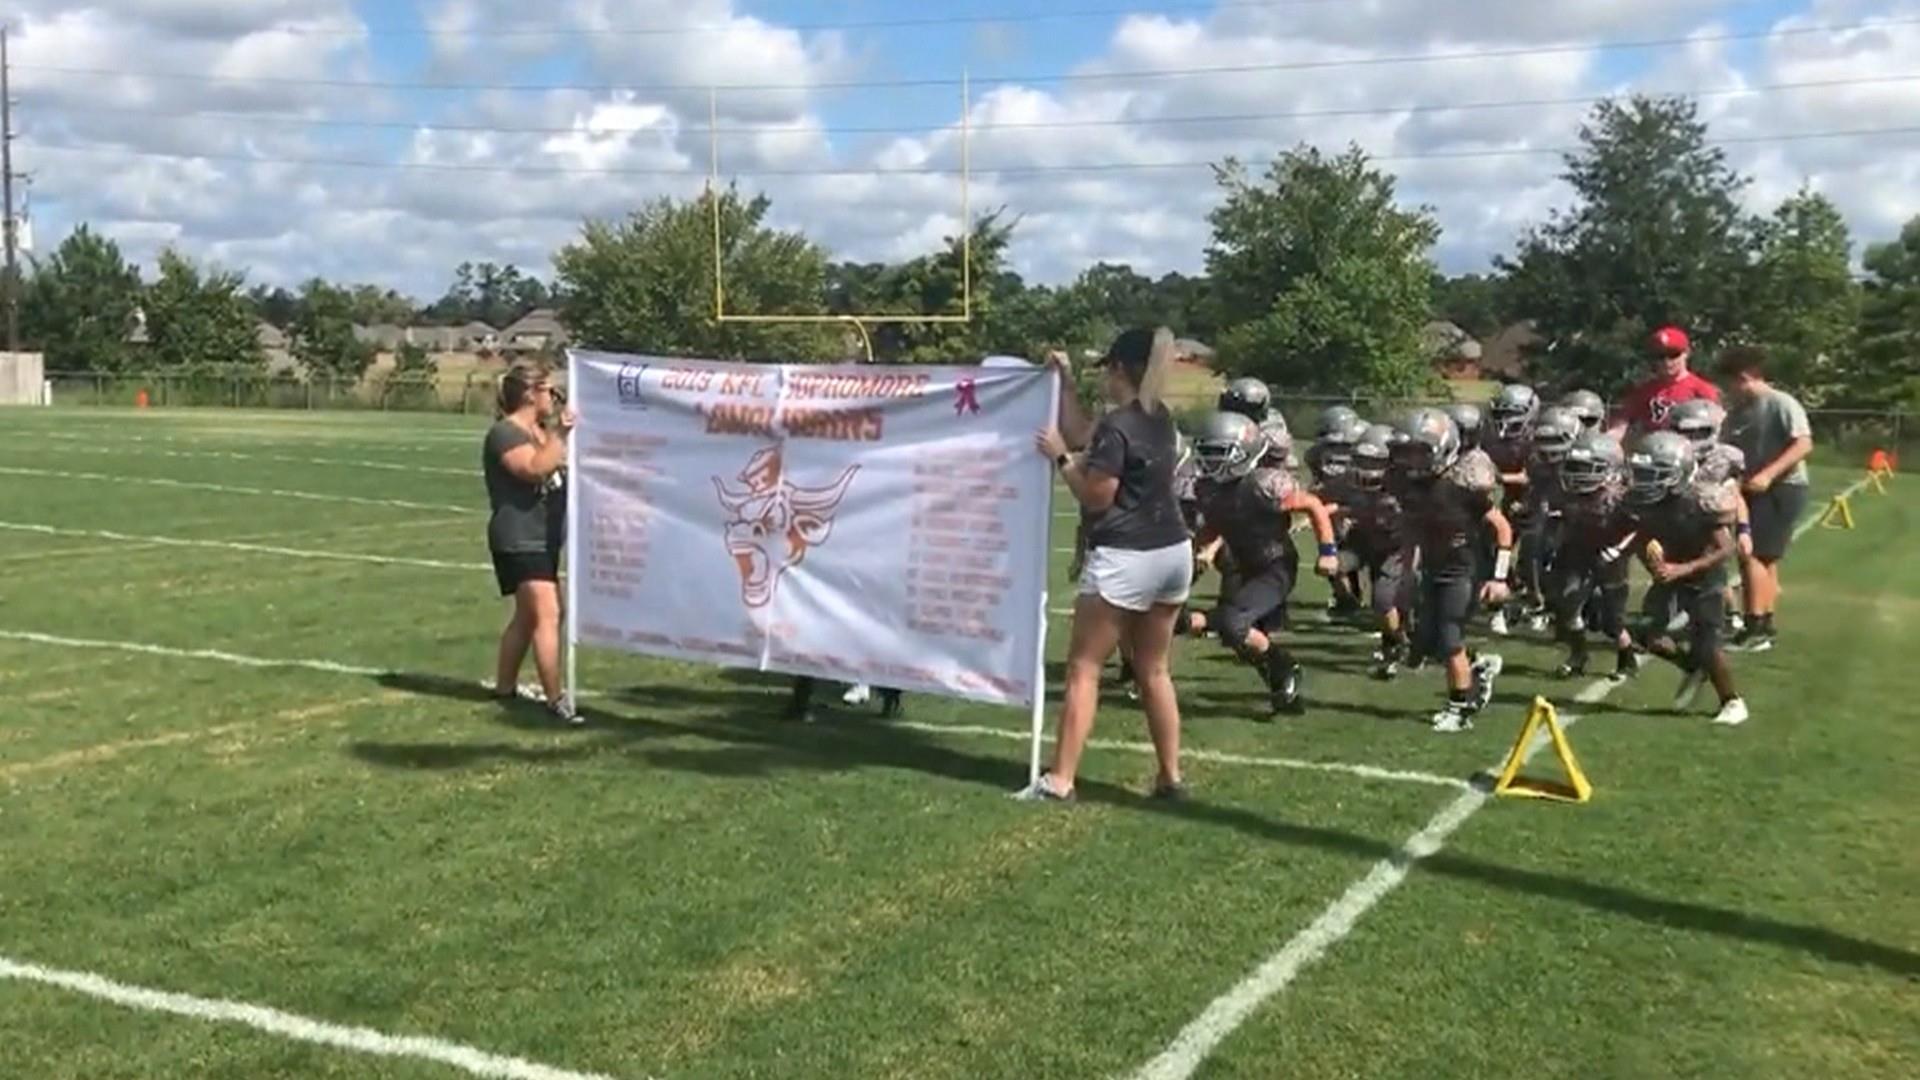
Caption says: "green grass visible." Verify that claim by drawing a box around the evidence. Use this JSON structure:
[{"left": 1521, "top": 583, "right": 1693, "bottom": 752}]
[{"left": 1, "top": 407, "right": 1916, "bottom": 1079}]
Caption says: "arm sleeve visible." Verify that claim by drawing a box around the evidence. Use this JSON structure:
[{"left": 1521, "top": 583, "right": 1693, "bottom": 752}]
[
  {"left": 485, "top": 423, "right": 534, "bottom": 464},
  {"left": 1782, "top": 394, "right": 1812, "bottom": 439},
  {"left": 1084, "top": 419, "right": 1127, "bottom": 479}
]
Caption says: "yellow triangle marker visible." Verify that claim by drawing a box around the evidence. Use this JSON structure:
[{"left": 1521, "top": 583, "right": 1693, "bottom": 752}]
[
  {"left": 1493, "top": 696, "right": 1592, "bottom": 804},
  {"left": 1819, "top": 494, "right": 1855, "bottom": 530},
  {"left": 1865, "top": 469, "right": 1889, "bottom": 495}
]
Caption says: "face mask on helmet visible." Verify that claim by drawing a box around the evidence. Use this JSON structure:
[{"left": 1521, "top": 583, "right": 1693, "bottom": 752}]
[
  {"left": 1666, "top": 400, "right": 1724, "bottom": 449},
  {"left": 1391, "top": 411, "right": 1460, "bottom": 478},
  {"left": 1315, "top": 441, "right": 1354, "bottom": 477},
  {"left": 1561, "top": 450, "right": 1611, "bottom": 493},
  {"left": 1219, "top": 379, "right": 1271, "bottom": 422},
  {"left": 1626, "top": 434, "right": 1695, "bottom": 505},
  {"left": 1489, "top": 386, "right": 1538, "bottom": 440}
]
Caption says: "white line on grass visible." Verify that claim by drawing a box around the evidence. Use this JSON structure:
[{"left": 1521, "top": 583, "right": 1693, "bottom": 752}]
[
  {"left": 1129, "top": 676, "right": 1618, "bottom": 1080},
  {"left": 0, "top": 629, "right": 1459, "bottom": 792},
  {"left": 894, "top": 721, "right": 1469, "bottom": 791},
  {"left": 0, "top": 955, "right": 618, "bottom": 1080},
  {"left": 0, "top": 521, "right": 491, "bottom": 573},
  {"left": 0, "top": 630, "right": 391, "bottom": 678},
  {"left": 2, "top": 437, "right": 472, "bottom": 476},
  {"left": 1131, "top": 476, "right": 1875, "bottom": 1079},
  {"left": 0, "top": 465, "right": 479, "bottom": 515}
]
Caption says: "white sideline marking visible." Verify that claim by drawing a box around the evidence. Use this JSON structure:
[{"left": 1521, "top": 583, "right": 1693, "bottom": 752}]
[
  {"left": 3, "top": 437, "right": 472, "bottom": 476},
  {"left": 1130, "top": 677, "right": 1616, "bottom": 1080},
  {"left": 0, "top": 521, "right": 490, "bottom": 573},
  {"left": 31, "top": 429, "right": 475, "bottom": 456},
  {"left": 0, "top": 955, "right": 617, "bottom": 1080},
  {"left": 0, "top": 465, "right": 479, "bottom": 515},
  {"left": 0, "top": 630, "right": 390, "bottom": 678},
  {"left": 896, "top": 721, "right": 1468, "bottom": 791}
]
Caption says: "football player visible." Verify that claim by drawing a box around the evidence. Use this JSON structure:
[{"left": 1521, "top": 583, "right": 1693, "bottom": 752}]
[
  {"left": 1446, "top": 402, "right": 1485, "bottom": 452},
  {"left": 1483, "top": 385, "right": 1540, "bottom": 636},
  {"left": 1389, "top": 408, "right": 1513, "bottom": 732},
  {"left": 1542, "top": 430, "right": 1639, "bottom": 680},
  {"left": 1219, "top": 376, "right": 1295, "bottom": 469},
  {"left": 1192, "top": 411, "right": 1340, "bottom": 716},
  {"left": 1307, "top": 406, "right": 1371, "bottom": 617},
  {"left": 1652, "top": 399, "right": 1750, "bottom": 638},
  {"left": 1623, "top": 431, "right": 1749, "bottom": 726},
  {"left": 1340, "top": 423, "right": 1415, "bottom": 679}
]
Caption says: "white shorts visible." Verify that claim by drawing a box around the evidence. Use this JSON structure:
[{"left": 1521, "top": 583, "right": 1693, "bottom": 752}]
[{"left": 1079, "top": 541, "right": 1194, "bottom": 612}]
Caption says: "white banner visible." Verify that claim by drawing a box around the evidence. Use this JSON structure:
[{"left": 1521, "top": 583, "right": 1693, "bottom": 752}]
[{"left": 567, "top": 351, "right": 1058, "bottom": 708}]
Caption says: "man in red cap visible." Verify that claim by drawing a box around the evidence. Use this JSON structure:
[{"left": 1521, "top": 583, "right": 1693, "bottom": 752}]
[{"left": 1607, "top": 326, "right": 1720, "bottom": 439}]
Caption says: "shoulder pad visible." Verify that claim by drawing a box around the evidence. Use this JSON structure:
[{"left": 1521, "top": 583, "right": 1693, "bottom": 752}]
[
  {"left": 1688, "top": 479, "right": 1739, "bottom": 521},
  {"left": 1448, "top": 449, "right": 1498, "bottom": 495},
  {"left": 1254, "top": 466, "right": 1296, "bottom": 503}
]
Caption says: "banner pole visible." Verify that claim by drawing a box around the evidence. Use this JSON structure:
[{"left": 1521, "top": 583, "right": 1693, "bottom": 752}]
[
  {"left": 564, "top": 350, "right": 581, "bottom": 709},
  {"left": 1029, "top": 367, "right": 1063, "bottom": 787}
]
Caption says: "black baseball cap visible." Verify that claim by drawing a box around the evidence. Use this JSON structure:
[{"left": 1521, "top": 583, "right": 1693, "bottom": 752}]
[{"left": 1096, "top": 327, "right": 1157, "bottom": 379}]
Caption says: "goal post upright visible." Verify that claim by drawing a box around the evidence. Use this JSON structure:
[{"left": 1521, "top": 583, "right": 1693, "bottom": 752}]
[{"left": 708, "top": 73, "right": 974, "bottom": 361}]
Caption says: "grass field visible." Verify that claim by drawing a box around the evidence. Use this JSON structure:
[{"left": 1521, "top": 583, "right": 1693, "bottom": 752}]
[{"left": 1, "top": 407, "right": 1916, "bottom": 1080}]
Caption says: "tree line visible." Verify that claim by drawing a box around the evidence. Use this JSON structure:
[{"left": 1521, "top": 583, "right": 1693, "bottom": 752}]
[{"left": 13, "top": 95, "right": 1918, "bottom": 409}]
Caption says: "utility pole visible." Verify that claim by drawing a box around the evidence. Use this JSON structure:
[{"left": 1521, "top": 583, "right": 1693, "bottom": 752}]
[{"left": 2, "top": 25, "right": 18, "bottom": 353}]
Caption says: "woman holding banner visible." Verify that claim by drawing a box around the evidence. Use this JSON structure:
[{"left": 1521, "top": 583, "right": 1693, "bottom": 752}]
[
  {"left": 483, "top": 361, "right": 580, "bottom": 725},
  {"left": 1022, "top": 328, "right": 1191, "bottom": 801}
]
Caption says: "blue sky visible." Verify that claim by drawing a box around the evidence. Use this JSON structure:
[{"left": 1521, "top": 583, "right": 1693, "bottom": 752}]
[{"left": 11, "top": 0, "right": 1920, "bottom": 298}]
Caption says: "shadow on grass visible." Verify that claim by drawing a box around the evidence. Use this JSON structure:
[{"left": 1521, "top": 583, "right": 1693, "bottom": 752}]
[{"left": 354, "top": 670, "right": 1920, "bottom": 982}]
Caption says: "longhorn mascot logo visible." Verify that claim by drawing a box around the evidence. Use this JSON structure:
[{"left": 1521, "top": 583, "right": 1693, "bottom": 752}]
[{"left": 712, "top": 446, "right": 860, "bottom": 609}]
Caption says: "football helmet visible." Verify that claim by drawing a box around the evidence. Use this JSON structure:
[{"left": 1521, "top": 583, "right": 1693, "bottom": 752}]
[
  {"left": 1531, "top": 406, "right": 1581, "bottom": 465},
  {"left": 1219, "top": 378, "right": 1272, "bottom": 423},
  {"left": 1559, "top": 389, "right": 1606, "bottom": 431},
  {"left": 1561, "top": 430, "right": 1624, "bottom": 494},
  {"left": 1390, "top": 407, "right": 1461, "bottom": 478},
  {"left": 1194, "top": 411, "right": 1267, "bottom": 481},
  {"left": 1627, "top": 430, "right": 1699, "bottom": 505},
  {"left": 1488, "top": 383, "right": 1540, "bottom": 440}
]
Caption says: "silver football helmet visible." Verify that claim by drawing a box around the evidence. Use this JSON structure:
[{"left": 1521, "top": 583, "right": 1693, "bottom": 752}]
[
  {"left": 1531, "top": 405, "right": 1582, "bottom": 465},
  {"left": 1626, "top": 430, "right": 1699, "bottom": 505},
  {"left": 1390, "top": 407, "right": 1461, "bottom": 479},
  {"left": 1194, "top": 411, "right": 1267, "bottom": 481},
  {"left": 1559, "top": 389, "right": 1606, "bottom": 432},
  {"left": 1561, "top": 430, "right": 1624, "bottom": 495}
]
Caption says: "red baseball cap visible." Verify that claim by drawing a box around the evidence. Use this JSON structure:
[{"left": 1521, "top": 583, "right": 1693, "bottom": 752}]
[{"left": 1650, "top": 326, "right": 1690, "bottom": 357}]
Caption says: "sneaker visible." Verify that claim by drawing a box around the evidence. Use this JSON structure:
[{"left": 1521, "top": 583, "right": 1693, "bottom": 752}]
[
  {"left": 1711, "top": 697, "right": 1750, "bottom": 727},
  {"left": 1430, "top": 704, "right": 1475, "bottom": 734},
  {"left": 548, "top": 694, "right": 584, "bottom": 727},
  {"left": 1529, "top": 612, "right": 1552, "bottom": 633},
  {"left": 1746, "top": 634, "right": 1776, "bottom": 654},
  {"left": 1727, "top": 627, "right": 1759, "bottom": 652},
  {"left": 1371, "top": 653, "right": 1400, "bottom": 681},
  {"left": 841, "top": 683, "right": 872, "bottom": 706},
  {"left": 1612, "top": 649, "right": 1642, "bottom": 682},
  {"left": 1728, "top": 612, "right": 1747, "bottom": 636},
  {"left": 1673, "top": 668, "right": 1707, "bottom": 712},
  {"left": 1489, "top": 610, "right": 1511, "bottom": 637},
  {"left": 1149, "top": 779, "right": 1190, "bottom": 801},
  {"left": 1556, "top": 654, "right": 1587, "bottom": 679},
  {"left": 1267, "top": 654, "right": 1305, "bottom": 715},
  {"left": 1470, "top": 653, "right": 1504, "bottom": 711},
  {"left": 1011, "top": 774, "right": 1075, "bottom": 802}
]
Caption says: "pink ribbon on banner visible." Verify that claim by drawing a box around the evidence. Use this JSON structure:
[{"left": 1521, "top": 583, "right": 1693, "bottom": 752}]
[{"left": 953, "top": 378, "right": 981, "bottom": 416}]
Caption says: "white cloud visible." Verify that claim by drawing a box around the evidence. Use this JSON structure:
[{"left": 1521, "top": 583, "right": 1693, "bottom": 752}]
[{"left": 8, "top": 0, "right": 1919, "bottom": 308}]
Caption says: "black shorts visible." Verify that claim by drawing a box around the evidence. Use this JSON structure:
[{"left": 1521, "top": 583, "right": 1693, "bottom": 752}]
[
  {"left": 1216, "top": 556, "right": 1297, "bottom": 647},
  {"left": 1414, "top": 571, "right": 1477, "bottom": 661},
  {"left": 1748, "top": 483, "right": 1809, "bottom": 562},
  {"left": 492, "top": 548, "right": 560, "bottom": 597}
]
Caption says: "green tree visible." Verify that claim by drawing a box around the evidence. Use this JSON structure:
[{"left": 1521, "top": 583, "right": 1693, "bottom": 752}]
[
  {"left": 1206, "top": 144, "right": 1440, "bottom": 395},
  {"left": 247, "top": 284, "right": 299, "bottom": 328},
  {"left": 393, "top": 340, "right": 438, "bottom": 378},
  {"left": 291, "top": 278, "right": 377, "bottom": 378},
  {"left": 20, "top": 225, "right": 143, "bottom": 372},
  {"left": 827, "top": 212, "right": 1021, "bottom": 362},
  {"left": 556, "top": 187, "right": 840, "bottom": 361},
  {"left": 1749, "top": 188, "right": 1858, "bottom": 402},
  {"left": 144, "top": 249, "right": 265, "bottom": 370},
  {"left": 1429, "top": 272, "right": 1509, "bottom": 341},
  {"left": 1500, "top": 96, "right": 1756, "bottom": 391},
  {"left": 1851, "top": 215, "right": 1920, "bottom": 409}
]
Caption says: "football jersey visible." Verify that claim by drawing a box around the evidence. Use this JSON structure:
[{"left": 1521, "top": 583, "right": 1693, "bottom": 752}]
[
  {"left": 1485, "top": 436, "right": 1534, "bottom": 511},
  {"left": 1340, "top": 485, "right": 1407, "bottom": 556},
  {"left": 1197, "top": 466, "right": 1299, "bottom": 573},
  {"left": 1393, "top": 448, "right": 1499, "bottom": 577},
  {"left": 1173, "top": 453, "right": 1203, "bottom": 531},
  {"left": 1543, "top": 472, "right": 1630, "bottom": 556},
  {"left": 1634, "top": 481, "right": 1739, "bottom": 570}
]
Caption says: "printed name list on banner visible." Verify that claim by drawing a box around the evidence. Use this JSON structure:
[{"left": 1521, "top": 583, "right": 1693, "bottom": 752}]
[{"left": 568, "top": 350, "right": 1057, "bottom": 707}]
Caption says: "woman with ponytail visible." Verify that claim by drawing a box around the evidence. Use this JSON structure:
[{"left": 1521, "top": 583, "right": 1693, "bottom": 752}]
[
  {"left": 1023, "top": 327, "right": 1192, "bottom": 801},
  {"left": 482, "top": 361, "right": 579, "bottom": 724}
]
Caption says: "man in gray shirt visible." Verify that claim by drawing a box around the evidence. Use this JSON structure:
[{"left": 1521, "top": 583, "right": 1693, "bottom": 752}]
[{"left": 1718, "top": 346, "right": 1814, "bottom": 652}]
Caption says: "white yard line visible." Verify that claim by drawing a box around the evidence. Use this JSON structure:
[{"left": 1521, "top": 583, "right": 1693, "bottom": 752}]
[
  {"left": 894, "top": 721, "right": 1468, "bottom": 790},
  {"left": 1131, "top": 474, "right": 1874, "bottom": 1079},
  {"left": 0, "top": 955, "right": 617, "bottom": 1080},
  {"left": 1129, "top": 677, "right": 1615, "bottom": 1080},
  {"left": 0, "top": 465, "right": 479, "bottom": 515},
  {"left": 0, "top": 631, "right": 392, "bottom": 678},
  {"left": 1, "top": 437, "right": 471, "bottom": 476},
  {"left": 0, "top": 522, "right": 491, "bottom": 572}
]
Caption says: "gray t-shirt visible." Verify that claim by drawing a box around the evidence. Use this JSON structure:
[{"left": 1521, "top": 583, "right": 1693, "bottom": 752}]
[
  {"left": 1725, "top": 387, "right": 1812, "bottom": 487},
  {"left": 1080, "top": 403, "right": 1190, "bottom": 552},
  {"left": 483, "top": 419, "right": 562, "bottom": 553}
]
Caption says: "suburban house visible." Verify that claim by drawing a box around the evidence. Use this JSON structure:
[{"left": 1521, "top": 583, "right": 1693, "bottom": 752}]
[
  {"left": 1424, "top": 320, "right": 1485, "bottom": 381},
  {"left": 500, "top": 308, "right": 569, "bottom": 353},
  {"left": 1477, "top": 322, "right": 1540, "bottom": 382}
]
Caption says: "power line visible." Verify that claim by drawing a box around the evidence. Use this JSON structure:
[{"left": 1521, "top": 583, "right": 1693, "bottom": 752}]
[
  {"left": 14, "top": 18, "right": 1918, "bottom": 94},
  {"left": 211, "top": 0, "right": 1354, "bottom": 39},
  {"left": 22, "top": 125, "right": 1920, "bottom": 178},
  {"left": 22, "top": 74, "right": 1920, "bottom": 138}
]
